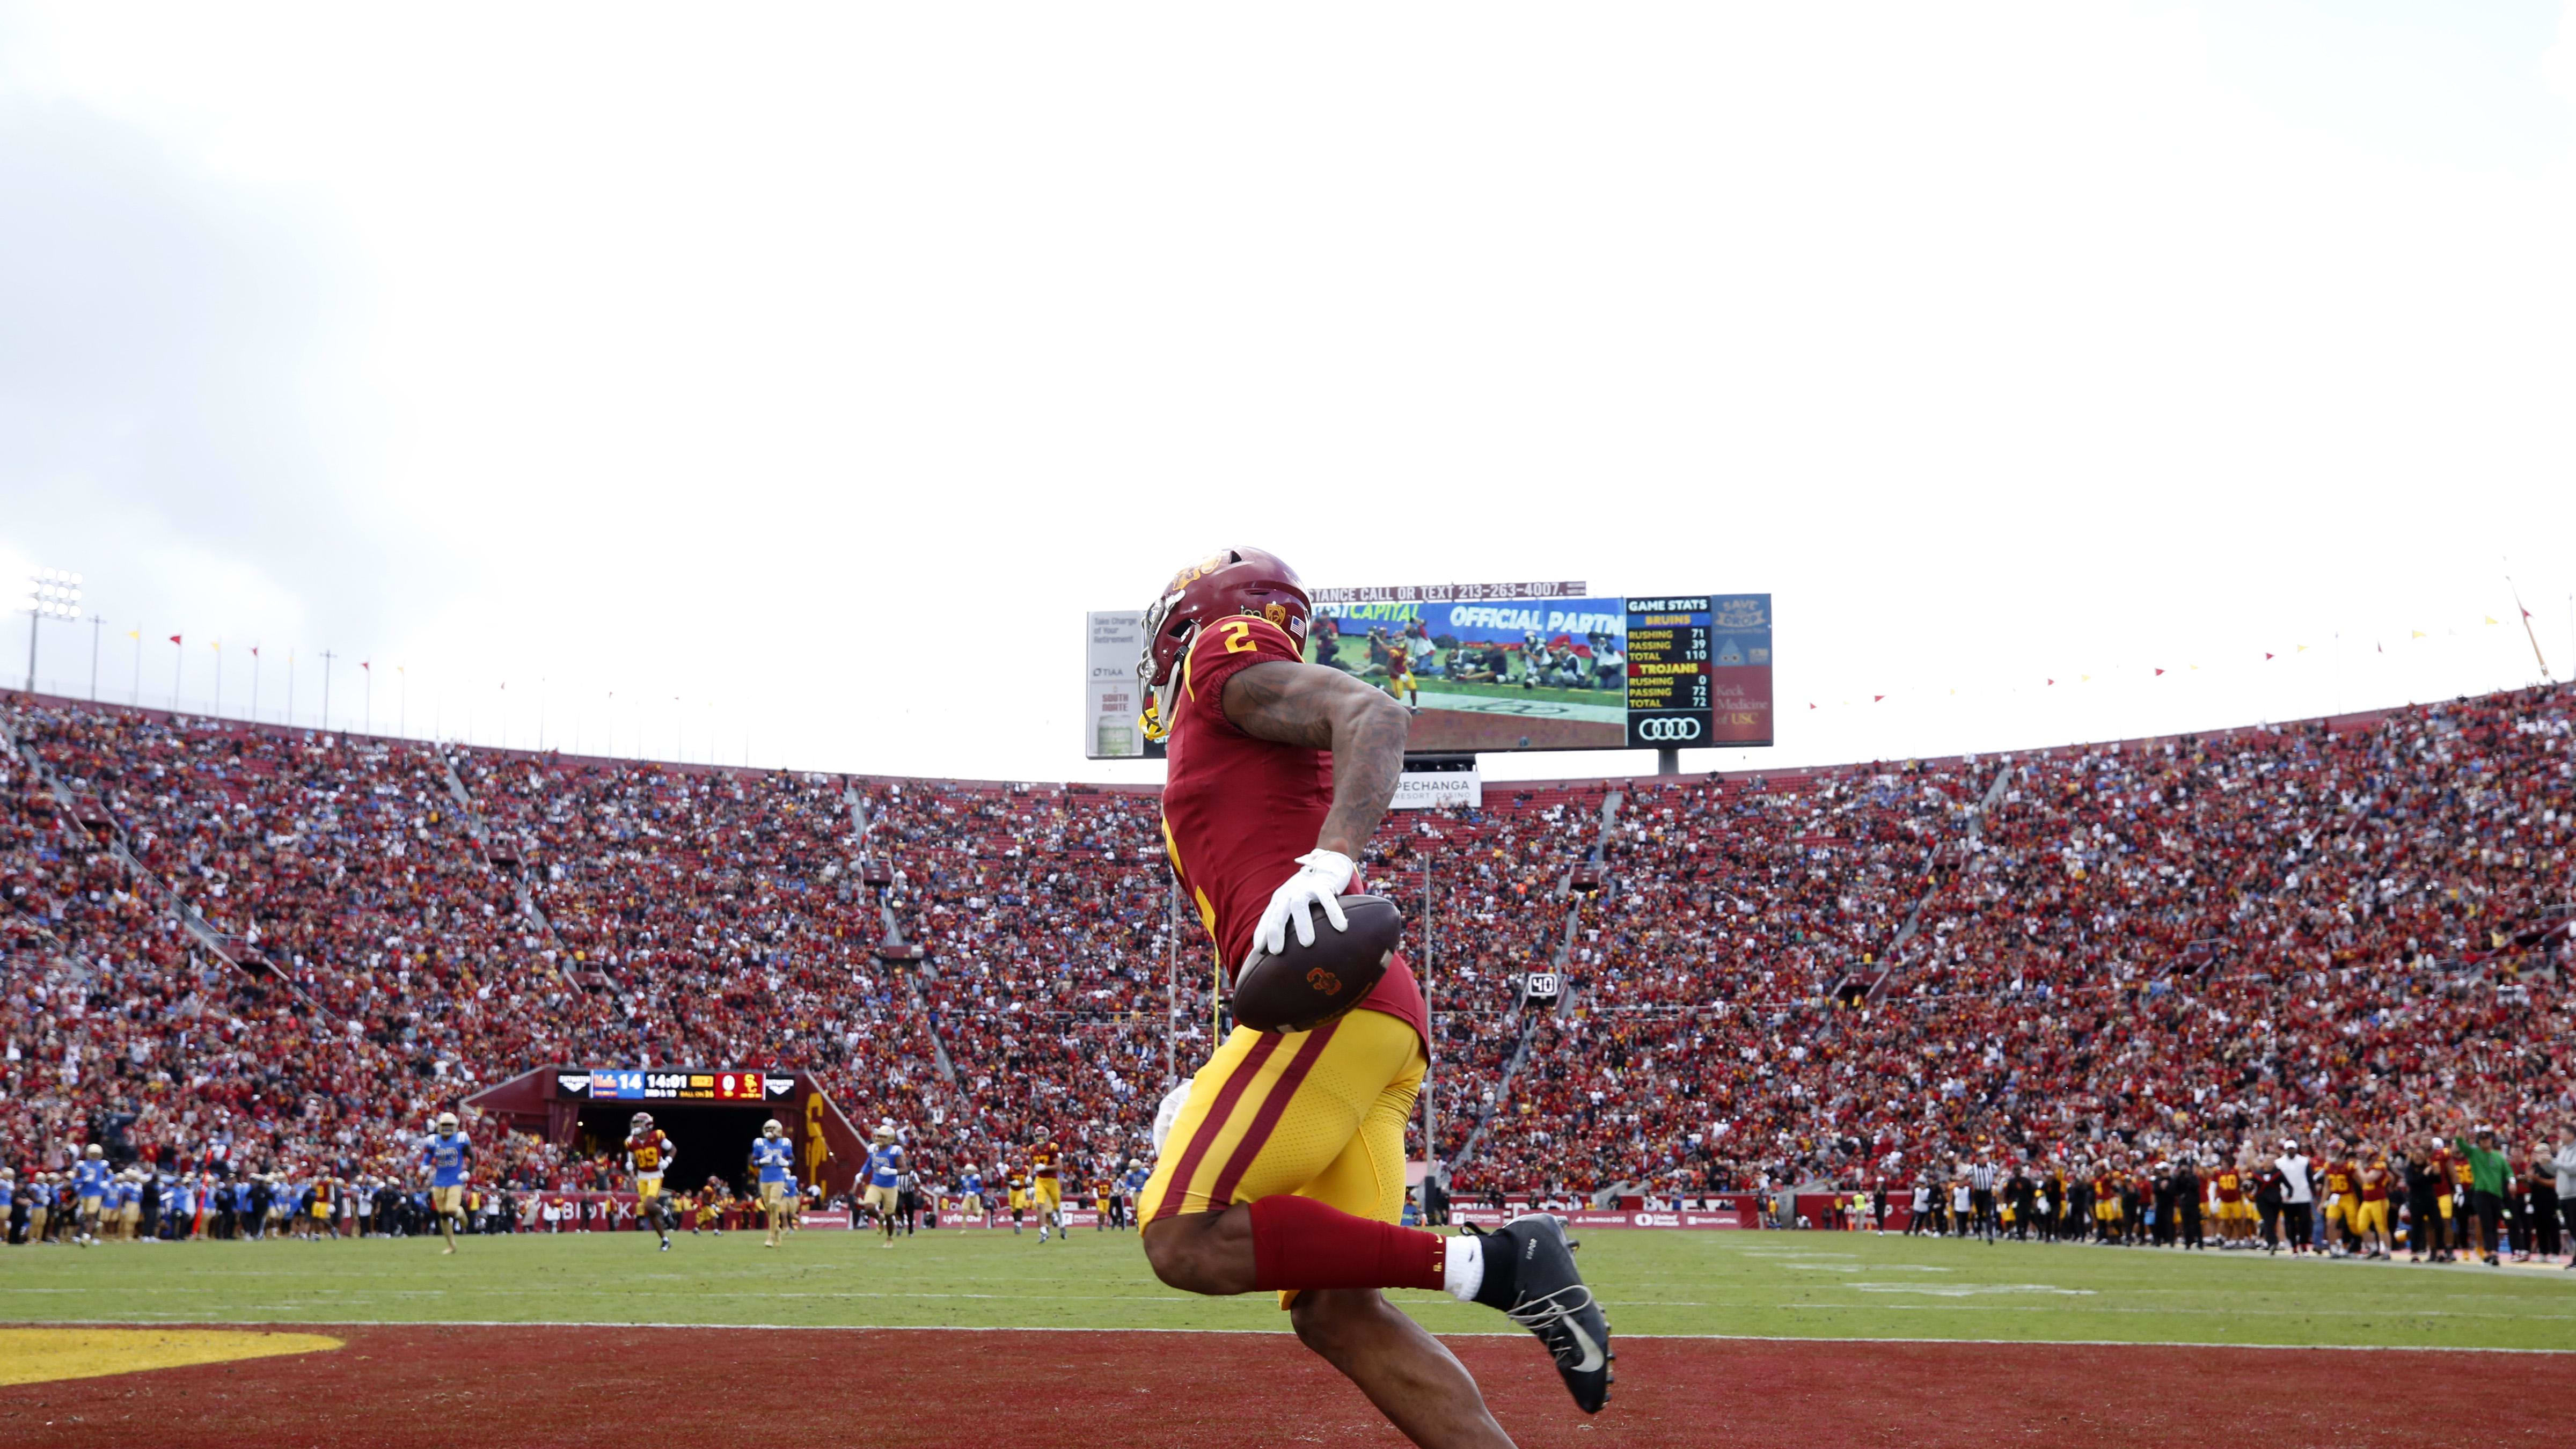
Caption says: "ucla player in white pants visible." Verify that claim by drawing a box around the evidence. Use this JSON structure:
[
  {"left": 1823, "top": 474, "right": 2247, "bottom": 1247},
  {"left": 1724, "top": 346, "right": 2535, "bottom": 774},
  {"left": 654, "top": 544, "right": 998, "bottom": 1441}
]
[
  {"left": 863, "top": 1124, "right": 904, "bottom": 1246},
  {"left": 750, "top": 1120, "right": 795, "bottom": 1248}
]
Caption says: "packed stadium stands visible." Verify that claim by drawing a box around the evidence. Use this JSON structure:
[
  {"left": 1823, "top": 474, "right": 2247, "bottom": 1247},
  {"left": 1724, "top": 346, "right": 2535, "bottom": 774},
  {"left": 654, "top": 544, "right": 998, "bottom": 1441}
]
[
  {"left": 5, "top": 683, "right": 2571, "bottom": 1239},
  {"left": 1465, "top": 689, "right": 2576, "bottom": 1206}
]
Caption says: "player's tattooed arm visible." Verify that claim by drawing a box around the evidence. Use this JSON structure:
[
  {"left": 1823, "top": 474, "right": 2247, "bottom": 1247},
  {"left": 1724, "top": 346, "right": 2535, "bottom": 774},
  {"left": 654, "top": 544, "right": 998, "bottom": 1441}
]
[{"left": 1221, "top": 660, "right": 1411, "bottom": 857}]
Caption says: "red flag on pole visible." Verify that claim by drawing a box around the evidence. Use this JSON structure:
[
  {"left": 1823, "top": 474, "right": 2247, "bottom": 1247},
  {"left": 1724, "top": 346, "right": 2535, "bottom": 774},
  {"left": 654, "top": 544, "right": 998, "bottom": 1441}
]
[
  {"left": 168, "top": 634, "right": 181, "bottom": 646},
  {"left": 2154, "top": 668, "right": 2165, "bottom": 676}
]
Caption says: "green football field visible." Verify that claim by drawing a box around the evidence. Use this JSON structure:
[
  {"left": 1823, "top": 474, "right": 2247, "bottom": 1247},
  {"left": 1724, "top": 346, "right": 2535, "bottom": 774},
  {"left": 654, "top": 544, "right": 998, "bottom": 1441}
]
[{"left": 6, "top": 1227, "right": 2571, "bottom": 1350}]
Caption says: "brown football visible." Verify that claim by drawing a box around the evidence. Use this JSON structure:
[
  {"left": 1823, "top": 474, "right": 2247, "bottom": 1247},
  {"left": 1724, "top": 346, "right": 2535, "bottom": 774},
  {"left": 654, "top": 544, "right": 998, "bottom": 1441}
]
[{"left": 1230, "top": 894, "right": 1402, "bottom": 1033}]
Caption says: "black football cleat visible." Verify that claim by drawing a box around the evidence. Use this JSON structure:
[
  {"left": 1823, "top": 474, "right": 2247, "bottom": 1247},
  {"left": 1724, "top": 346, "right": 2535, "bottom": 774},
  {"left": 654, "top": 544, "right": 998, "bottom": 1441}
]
[{"left": 1468, "top": 1213, "right": 1613, "bottom": 1413}]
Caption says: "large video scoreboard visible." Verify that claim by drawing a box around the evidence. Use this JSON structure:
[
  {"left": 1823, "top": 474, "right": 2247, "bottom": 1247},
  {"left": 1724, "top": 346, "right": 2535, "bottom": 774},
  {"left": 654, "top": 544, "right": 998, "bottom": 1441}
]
[
  {"left": 558, "top": 1067, "right": 793, "bottom": 1103},
  {"left": 1085, "top": 582, "right": 1772, "bottom": 757}
]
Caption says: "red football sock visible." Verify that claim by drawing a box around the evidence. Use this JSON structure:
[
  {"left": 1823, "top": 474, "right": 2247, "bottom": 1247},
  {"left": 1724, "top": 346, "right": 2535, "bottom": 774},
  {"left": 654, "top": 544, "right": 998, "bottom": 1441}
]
[{"left": 1247, "top": 1194, "right": 1446, "bottom": 1292}]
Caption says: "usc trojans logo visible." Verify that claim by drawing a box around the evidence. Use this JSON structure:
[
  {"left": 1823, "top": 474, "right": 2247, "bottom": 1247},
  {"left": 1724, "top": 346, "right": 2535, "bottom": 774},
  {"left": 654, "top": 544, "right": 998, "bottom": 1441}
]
[
  {"left": 1306, "top": 967, "right": 1342, "bottom": 996},
  {"left": 1163, "top": 553, "right": 1231, "bottom": 595}
]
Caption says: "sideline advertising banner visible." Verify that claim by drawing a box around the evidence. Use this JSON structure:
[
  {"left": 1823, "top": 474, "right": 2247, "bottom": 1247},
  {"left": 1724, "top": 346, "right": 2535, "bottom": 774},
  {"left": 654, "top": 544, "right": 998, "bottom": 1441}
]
[
  {"left": 1444, "top": 1198, "right": 1766, "bottom": 1230},
  {"left": 1392, "top": 757, "right": 1482, "bottom": 809}
]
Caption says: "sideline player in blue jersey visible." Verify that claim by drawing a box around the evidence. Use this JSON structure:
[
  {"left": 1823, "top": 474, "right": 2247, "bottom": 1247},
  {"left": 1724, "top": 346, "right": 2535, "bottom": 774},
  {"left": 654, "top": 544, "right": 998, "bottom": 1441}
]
[
  {"left": 861, "top": 1124, "right": 904, "bottom": 1247},
  {"left": 957, "top": 1166, "right": 985, "bottom": 1233},
  {"left": 113, "top": 1169, "right": 143, "bottom": 1242},
  {"left": 1119, "top": 1158, "right": 1151, "bottom": 1232},
  {"left": 417, "top": 1111, "right": 473, "bottom": 1254},
  {"left": 72, "top": 1144, "right": 112, "bottom": 1247},
  {"left": 750, "top": 1118, "right": 795, "bottom": 1248}
]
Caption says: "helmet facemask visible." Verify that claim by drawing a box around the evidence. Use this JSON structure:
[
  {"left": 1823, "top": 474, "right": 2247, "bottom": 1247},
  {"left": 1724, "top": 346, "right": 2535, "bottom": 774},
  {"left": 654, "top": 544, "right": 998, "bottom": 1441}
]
[{"left": 1138, "top": 589, "right": 1191, "bottom": 743}]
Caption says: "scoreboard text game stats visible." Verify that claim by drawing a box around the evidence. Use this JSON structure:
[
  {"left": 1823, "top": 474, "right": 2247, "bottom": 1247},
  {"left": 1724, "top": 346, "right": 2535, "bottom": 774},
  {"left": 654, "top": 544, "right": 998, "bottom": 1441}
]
[{"left": 1623, "top": 594, "right": 1772, "bottom": 749}]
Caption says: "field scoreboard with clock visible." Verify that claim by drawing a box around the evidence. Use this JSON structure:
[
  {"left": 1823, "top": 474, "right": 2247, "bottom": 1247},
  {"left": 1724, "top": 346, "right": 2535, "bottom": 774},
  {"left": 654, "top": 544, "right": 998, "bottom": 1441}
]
[{"left": 558, "top": 1067, "right": 792, "bottom": 1102}]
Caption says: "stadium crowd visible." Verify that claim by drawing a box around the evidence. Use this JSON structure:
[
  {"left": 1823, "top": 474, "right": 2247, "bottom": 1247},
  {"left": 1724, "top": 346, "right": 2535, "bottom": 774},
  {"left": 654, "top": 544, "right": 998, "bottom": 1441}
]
[
  {"left": 5, "top": 681, "right": 2573, "bottom": 1262},
  {"left": 1460, "top": 686, "right": 2576, "bottom": 1249}
]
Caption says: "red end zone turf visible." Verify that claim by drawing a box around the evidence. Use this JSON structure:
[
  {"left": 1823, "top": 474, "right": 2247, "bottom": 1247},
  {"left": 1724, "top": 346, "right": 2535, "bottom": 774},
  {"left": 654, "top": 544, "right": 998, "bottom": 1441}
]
[{"left": 3, "top": 1326, "right": 2570, "bottom": 1448}]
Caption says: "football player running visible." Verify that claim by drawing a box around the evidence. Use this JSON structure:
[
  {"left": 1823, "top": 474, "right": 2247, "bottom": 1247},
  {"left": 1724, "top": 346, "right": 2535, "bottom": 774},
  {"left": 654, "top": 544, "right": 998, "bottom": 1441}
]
[
  {"left": 72, "top": 1145, "right": 110, "bottom": 1247},
  {"left": 862, "top": 1123, "right": 904, "bottom": 1247},
  {"left": 625, "top": 1112, "right": 678, "bottom": 1252},
  {"left": 418, "top": 1111, "right": 473, "bottom": 1255},
  {"left": 1133, "top": 550, "right": 1611, "bottom": 1449},
  {"left": 750, "top": 1119, "right": 795, "bottom": 1248},
  {"left": 1120, "top": 1158, "right": 1150, "bottom": 1231},
  {"left": 1031, "top": 1138, "right": 1062, "bottom": 1243}
]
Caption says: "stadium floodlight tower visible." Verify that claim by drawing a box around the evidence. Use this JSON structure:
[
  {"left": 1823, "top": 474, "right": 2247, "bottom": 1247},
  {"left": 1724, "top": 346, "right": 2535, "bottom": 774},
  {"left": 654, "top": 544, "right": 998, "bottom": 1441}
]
[{"left": 20, "top": 568, "right": 83, "bottom": 694}]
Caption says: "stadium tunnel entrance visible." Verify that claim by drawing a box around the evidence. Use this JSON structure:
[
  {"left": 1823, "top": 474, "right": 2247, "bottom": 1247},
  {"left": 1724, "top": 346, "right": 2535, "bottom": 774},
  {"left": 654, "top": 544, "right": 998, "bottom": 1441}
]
[
  {"left": 574, "top": 1103, "right": 781, "bottom": 1196},
  {"left": 464, "top": 1065, "right": 869, "bottom": 1196}
]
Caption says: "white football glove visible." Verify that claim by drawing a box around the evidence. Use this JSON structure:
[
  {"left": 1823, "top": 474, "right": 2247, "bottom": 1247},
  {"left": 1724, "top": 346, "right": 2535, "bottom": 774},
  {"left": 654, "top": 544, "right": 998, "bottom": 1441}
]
[
  {"left": 1253, "top": 848, "right": 1355, "bottom": 957},
  {"left": 1151, "top": 1079, "right": 1194, "bottom": 1154}
]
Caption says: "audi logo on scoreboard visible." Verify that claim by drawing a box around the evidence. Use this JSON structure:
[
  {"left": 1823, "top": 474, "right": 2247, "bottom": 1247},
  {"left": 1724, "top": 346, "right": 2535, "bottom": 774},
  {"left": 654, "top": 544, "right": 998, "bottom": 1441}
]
[{"left": 1634, "top": 716, "right": 1703, "bottom": 742}]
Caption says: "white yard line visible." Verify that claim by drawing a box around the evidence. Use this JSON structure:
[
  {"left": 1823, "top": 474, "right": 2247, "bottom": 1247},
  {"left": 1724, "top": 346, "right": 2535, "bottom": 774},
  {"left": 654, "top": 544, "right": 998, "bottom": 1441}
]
[{"left": 3, "top": 1318, "right": 2570, "bottom": 1352}]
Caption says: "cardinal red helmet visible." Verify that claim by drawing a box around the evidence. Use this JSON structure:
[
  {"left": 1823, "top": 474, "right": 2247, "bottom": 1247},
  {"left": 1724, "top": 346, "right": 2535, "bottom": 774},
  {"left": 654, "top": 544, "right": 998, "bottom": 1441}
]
[{"left": 1137, "top": 547, "right": 1312, "bottom": 741}]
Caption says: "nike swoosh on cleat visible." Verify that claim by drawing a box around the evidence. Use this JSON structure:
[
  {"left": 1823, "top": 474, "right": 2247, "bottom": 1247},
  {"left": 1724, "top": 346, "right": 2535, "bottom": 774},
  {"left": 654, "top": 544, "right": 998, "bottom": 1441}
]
[{"left": 1561, "top": 1321, "right": 1606, "bottom": 1373}]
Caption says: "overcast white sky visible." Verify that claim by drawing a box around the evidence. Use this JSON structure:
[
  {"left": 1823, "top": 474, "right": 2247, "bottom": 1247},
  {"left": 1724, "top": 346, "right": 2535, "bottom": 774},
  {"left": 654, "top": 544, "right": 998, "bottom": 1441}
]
[{"left": 4, "top": 2, "right": 2573, "bottom": 785}]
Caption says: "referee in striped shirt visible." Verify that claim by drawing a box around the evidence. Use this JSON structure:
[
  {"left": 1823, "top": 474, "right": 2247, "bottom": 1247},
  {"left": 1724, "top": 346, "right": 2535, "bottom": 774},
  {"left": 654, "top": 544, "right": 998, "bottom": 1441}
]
[{"left": 1969, "top": 1156, "right": 2001, "bottom": 1243}]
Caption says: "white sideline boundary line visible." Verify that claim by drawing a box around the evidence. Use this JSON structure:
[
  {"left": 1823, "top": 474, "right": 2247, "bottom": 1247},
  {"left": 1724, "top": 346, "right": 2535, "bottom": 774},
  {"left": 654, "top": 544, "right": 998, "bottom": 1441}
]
[{"left": 5, "top": 1319, "right": 2570, "bottom": 1354}]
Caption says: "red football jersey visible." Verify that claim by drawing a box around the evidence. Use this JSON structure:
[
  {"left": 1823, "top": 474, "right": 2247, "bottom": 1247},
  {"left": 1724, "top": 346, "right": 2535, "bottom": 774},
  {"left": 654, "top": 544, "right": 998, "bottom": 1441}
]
[
  {"left": 625, "top": 1131, "right": 671, "bottom": 1173},
  {"left": 1160, "top": 613, "right": 1428, "bottom": 1045}
]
